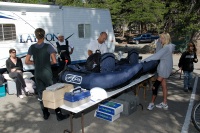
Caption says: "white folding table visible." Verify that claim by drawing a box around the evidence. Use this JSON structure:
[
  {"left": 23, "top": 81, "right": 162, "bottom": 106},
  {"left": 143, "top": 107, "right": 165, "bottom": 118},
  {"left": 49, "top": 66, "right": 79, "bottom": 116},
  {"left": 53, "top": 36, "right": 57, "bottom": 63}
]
[{"left": 60, "top": 73, "right": 154, "bottom": 133}]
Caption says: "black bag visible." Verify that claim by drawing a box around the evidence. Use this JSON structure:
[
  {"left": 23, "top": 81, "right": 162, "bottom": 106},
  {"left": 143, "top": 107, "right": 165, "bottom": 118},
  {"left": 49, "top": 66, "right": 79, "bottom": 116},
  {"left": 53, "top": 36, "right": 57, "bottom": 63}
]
[
  {"left": 117, "top": 49, "right": 139, "bottom": 65},
  {"left": 0, "top": 74, "right": 5, "bottom": 85},
  {"left": 85, "top": 50, "right": 101, "bottom": 72}
]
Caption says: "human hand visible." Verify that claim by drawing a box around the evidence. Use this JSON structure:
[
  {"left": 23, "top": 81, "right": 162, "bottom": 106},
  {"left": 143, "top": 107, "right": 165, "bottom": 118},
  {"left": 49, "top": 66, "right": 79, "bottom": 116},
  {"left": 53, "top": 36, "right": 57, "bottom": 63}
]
[
  {"left": 194, "top": 58, "right": 198, "bottom": 62},
  {"left": 11, "top": 68, "right": 16, "bottom": 72},
  {"left": 16, "top": 70, "right": 22, "bottom": 73}
]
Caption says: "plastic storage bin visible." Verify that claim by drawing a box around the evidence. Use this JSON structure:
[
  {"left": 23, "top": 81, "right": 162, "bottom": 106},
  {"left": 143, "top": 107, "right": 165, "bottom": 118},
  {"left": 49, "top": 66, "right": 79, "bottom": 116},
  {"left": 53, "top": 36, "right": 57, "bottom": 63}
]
[
  {"left": 0, "top": 85, "right": 6, "bottom": 97},
  {"left": 64, "top": 88, "right": 91, "bottom": 108},
  {"left": 112, "top": 93, "right": 139, "bottom": 116}
]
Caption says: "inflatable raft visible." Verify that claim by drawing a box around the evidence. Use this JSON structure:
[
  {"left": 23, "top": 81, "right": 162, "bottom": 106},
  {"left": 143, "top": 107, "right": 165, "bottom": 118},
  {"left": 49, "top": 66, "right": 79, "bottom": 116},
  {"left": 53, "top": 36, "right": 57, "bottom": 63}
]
[{"left": 59, "top": 50, "right": 159, "bottom": 90}]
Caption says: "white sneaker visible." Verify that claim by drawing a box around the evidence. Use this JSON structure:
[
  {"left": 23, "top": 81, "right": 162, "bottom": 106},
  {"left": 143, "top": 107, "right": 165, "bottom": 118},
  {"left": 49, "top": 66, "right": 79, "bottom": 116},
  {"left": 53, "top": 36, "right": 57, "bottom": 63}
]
[
  {"left": 19, "top": 95, "right": 24, "bottom": 99},
  {"left": 156, "top": 102, "right": 168, "bottom": 110},
  {"left": 147, "top": 103, "right": 155, "bottom": 110}
]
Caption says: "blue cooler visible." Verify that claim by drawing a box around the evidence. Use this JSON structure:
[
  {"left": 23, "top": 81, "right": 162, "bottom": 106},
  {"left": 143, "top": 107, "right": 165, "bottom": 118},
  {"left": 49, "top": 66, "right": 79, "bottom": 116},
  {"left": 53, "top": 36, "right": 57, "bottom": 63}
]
[
  {"left": 0, "top": 85, "right": 6, "bottom": 97},
  {"left": 64, "top": 87, "right": 91, "bottom": 108}
]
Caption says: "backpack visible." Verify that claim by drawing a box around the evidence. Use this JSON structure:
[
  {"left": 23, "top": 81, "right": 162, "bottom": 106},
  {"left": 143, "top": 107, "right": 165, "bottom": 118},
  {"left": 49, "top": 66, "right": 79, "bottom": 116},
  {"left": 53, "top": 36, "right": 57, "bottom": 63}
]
[
  {"left": 85, "top": 51, "right": 116, "bottom": 73},
  {"left": 85, "top": 50, "right": 101, "bottom": 72},
  {"left": 100, "top": 53, "right": 116, "bottom": 73},
  {"left": 0, "top": 74, "right": 5, "bottom": 86}
]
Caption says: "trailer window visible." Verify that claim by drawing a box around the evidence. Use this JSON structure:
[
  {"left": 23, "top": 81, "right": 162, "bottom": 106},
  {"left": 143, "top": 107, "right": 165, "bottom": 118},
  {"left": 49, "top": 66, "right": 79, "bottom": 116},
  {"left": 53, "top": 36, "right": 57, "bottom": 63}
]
[
  {"left": 78, "top": 24, "right": 91, "bottom": 38},
  {"left": 0, "top": 24, "right": 16, "bottom": 41}
]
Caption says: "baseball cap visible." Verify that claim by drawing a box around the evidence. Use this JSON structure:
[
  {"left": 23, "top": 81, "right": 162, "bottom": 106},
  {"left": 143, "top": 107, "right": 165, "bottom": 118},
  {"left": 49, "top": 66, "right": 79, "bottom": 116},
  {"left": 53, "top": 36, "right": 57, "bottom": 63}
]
[{"left": 57, "top": 33, "right": 64, "bottom": 37}]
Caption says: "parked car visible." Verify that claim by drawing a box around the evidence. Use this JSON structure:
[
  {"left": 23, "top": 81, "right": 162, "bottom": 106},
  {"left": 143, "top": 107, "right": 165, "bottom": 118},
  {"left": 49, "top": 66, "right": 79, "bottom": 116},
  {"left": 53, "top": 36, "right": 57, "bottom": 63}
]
[{"left": 129, "top": 33, "right": 159, "bottom": 44}]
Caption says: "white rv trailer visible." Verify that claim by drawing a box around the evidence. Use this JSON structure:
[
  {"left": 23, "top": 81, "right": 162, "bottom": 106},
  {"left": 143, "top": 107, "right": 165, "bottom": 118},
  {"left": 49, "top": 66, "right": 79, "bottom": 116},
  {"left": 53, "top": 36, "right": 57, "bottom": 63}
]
[{"left": 0, "top": 2, "right": 115, "bottom": 72}]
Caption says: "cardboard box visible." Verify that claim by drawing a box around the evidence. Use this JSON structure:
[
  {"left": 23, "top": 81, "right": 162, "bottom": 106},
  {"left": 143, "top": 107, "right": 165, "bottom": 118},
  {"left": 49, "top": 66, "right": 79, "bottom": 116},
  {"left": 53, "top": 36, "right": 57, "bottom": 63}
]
[
  {"left": 98, "top": 101, "right": 123, "bottom": 115},
  {"left": 42, "top": 84, "right": 73, "bottom": 102},
  {"left": 43, "top": 99, "right": 64, "bottom": 109},
  {"left": 94, "top": 110, "right": 120, "bottom": 122},
  {"left": 42, "top": 83, "right": 73, "bottom": 109}
]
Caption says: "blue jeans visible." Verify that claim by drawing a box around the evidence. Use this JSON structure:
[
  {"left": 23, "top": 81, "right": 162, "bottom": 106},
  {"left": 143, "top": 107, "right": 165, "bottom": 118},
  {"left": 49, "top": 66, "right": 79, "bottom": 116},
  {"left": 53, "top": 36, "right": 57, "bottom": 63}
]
[{"left": 183, "top": 71, "right": 193, "bottom": 89}]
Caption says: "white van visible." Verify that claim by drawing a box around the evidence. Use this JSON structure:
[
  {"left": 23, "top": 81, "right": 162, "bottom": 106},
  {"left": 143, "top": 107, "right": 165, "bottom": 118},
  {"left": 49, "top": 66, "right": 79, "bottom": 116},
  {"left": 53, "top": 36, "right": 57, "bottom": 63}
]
[{"left": 0, "top": 2, "right": 115, "bottom": 71}]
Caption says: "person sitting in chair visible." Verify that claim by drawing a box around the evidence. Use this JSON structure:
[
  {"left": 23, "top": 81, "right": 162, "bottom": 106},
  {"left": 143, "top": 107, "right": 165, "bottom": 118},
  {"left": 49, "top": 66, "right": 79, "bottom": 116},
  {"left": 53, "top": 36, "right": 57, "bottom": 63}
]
[{"left": 6, "top": 49, "right": 30, "bottom": 98}]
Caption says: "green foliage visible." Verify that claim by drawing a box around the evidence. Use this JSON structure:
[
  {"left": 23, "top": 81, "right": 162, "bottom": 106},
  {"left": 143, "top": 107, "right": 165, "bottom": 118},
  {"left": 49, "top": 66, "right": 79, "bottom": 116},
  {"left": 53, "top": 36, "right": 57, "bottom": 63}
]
[
  {"left": 163, "top": 0, "right": 200, "bottom": 52},
  {"left": 1, "top": 0, "right": 199, "bottom": 40},
  {"left": 55, "top": 0, "right": 83, "bottom": 6},
  {"left": 165, "top": 1, "right": 200, "bottom": 35},
  {"left": 0, "top": 0, "right": 50, "bottom": 4},
  {"left": 124, "top": 0, "right": 164, "bottom": 23}
]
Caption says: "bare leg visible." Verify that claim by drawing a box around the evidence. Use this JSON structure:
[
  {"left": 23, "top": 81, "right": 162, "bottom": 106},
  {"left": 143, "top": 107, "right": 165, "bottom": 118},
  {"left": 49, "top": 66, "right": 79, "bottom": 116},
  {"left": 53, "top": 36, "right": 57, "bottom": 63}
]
[
  {"left": 151, "top": 95, "right": 157, "bottom": 103},
  {"left": 161, "top": 79, "right": 167, "bottom": 104}
]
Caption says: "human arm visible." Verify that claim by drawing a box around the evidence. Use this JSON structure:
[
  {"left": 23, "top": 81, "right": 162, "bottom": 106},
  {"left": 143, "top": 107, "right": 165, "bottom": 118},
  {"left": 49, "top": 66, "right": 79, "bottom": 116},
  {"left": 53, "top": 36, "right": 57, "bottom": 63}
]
[
  {"left": 6, "top": 58, "right": 19, "bottom": 73},
  {"left": 68, "top": 43, "right": 74, "bottom": 55},
  {"left": 178, "top": 52, "right": 186, "bottom": 69},
  {"left": 87, "top": 40, "right": 95, "bottom": 56},
  {"left": 25, "top": 54, "right": 34, "bottom": 65},
  {"left": 142, "top": 46, "right": 168, "bottom": 62},
  {"left": 6, "top": 59, "right": 12, "bottom": 73},
  {"left": 70, "top": 47, "right": 74, "bottom": 55},
  {"left": 155, "top": 38, "right": 162, "bottom": 53},
  {"left": 88, "top": 50, "right": 93, "bottom": 56},
  {"left": 48, "top": 44, "right": 57, "bottom": 64},
  {"left": 15, "top": 58, "right": 23, "bottom": 72},
  {"left": 193, "top": 53, "right": 198, "bottom": 63},
  {"left": 50, "top": 52, "right": 57, "bottom": 64},
  {"left": 25, "top": 46, "right": 34, "bottom": 65}
]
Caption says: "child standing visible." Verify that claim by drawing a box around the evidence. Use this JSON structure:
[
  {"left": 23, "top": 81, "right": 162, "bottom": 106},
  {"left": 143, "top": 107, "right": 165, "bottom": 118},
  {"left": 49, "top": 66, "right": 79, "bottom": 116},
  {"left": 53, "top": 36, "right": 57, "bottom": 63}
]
[{"left": 178, "top": 42, "right": 198, "bottom": 92}]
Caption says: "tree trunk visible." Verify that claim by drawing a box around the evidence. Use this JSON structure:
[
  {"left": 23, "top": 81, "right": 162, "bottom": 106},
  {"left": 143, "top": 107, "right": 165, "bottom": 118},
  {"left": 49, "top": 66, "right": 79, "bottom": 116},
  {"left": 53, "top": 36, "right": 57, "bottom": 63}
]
[
  {"left": 122, "top": 28, "right": 125, "bottom": 38},
  {"left": 192, "top": 31, "right": 200, "bottom": 55}
]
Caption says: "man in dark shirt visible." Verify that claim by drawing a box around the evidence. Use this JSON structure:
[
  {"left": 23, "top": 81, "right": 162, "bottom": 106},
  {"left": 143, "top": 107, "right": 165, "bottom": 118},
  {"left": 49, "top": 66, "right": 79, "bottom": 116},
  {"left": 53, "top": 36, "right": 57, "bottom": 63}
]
[{"left": 25, "top": 28, "right": 68, "bottom": 121}]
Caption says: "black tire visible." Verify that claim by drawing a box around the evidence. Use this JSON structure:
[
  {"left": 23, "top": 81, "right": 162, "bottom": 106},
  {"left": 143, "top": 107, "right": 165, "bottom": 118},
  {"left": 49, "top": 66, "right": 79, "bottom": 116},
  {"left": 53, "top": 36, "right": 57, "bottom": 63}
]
[{"left": 191, "top": 102, "right": 200, "bottom": 132}]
